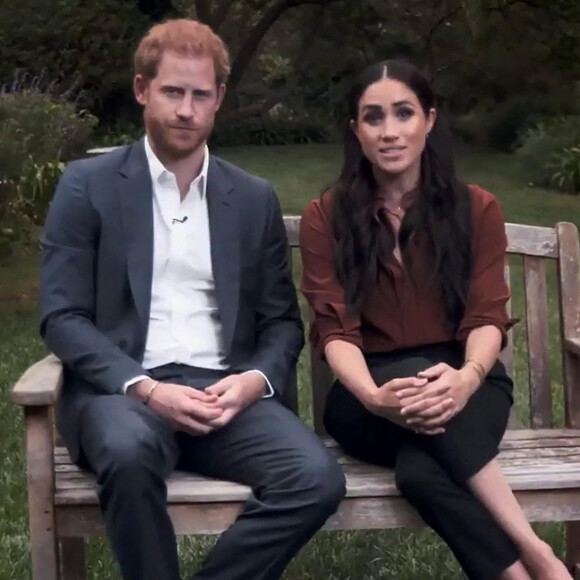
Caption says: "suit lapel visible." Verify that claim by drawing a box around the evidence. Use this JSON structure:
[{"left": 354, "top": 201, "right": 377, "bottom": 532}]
[
  {"left": 118, "top": 139, "right": 154, "bottom": 331},
  {"left": 207, "top": 157, "right": 239, "bottom": 352},
  {"left": 118, "top": 146, "right": 240, "bottom": 352}
]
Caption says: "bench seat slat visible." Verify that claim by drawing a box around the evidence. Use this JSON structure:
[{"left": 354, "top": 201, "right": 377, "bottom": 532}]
[
  {"left": 54, "top": 431, "right": 580, "bottom": 507},
  {"left": 55, "top": 488, "right": 580, "bottom": 537}
]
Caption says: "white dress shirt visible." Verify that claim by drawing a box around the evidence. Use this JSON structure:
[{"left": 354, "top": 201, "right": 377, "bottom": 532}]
[{"left": 125, "top": 137, "right": 272, "bottom": 396}]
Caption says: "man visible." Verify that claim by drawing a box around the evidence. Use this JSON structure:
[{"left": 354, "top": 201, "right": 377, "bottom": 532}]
[{"left": 40, "top": 18, "right": 345, "bottom": 580}]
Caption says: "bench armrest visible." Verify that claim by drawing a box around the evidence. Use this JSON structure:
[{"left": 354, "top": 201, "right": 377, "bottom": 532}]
[
  {"left": 11, "top": 354, "right": 63, "bottom": 406},
  {"left": 565, "top": 337, "right": 580, "bottom": 358}
]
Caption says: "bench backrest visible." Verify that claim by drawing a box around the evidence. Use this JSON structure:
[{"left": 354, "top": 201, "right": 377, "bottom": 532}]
[{"left": 283, "top": 217, "right": 580, "bottom": 435}]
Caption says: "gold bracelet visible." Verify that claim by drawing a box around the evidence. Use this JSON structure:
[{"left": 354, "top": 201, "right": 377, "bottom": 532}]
[
  {"left": 143, "top": 380, "right": 159, "bottom": 406},
  {"left": 462, "top": 359, "right": 486, "bottom": 384}
]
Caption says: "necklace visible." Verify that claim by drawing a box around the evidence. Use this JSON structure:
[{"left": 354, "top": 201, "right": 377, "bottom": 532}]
[{"left": 382, "top": 202, "right": 405, "bottom": 221}]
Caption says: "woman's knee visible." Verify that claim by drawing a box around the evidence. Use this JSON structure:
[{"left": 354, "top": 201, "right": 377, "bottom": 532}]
[{"left": 395, "top": 445, "right": 439, "bottom": 501}]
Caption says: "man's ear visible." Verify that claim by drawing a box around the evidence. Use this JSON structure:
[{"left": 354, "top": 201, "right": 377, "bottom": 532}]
[
  {"left": 134, "top": 74, "right": 149, "bottom": 106},
  {"left": 215, "top": 83, "right": 226, "bottom": 112}
]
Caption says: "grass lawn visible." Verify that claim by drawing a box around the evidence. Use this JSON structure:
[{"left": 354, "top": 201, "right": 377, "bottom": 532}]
[{"left": 1, "top": 144, "right": 579, "bottom": 579}]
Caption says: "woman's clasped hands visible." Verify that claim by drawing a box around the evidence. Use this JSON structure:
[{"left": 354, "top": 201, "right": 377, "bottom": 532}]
[{"left": 368, "top": 363, "right": 482, "bottom": 435}]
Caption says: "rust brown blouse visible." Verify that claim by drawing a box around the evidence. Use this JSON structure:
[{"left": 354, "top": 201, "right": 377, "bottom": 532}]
[{"left": 299, "top": 185, "right": 513, "bottom": 357}]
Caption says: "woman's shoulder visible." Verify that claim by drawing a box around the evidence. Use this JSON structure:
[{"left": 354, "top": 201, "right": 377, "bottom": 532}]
[
  {"left": 466, "top": 184, "right": 505, "bottom": 219},
  {"left": 466, "top": 184, "right": 507, "bottom": 240},
  {"left": 467, "top": 183, "right": 499, "bottom": 206},
  {"left": 301, "top": 190, "right": 334, "bottom": 224}
]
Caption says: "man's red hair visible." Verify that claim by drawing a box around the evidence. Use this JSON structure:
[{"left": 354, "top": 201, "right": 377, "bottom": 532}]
[{"left": 134, "top": 19, "right": 230, "bottom": 84}]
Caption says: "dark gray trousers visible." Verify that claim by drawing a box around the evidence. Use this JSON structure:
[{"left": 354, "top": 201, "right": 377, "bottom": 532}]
[{"left": 77, "top": 364, "right": 345, "bottom": 580}]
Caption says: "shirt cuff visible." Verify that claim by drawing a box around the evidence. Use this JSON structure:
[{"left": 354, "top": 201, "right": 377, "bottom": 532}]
[
  {"left": 123, "top": 374, "right": 150, "bottom": 395},
  {"left": 241, "top": 370, "right": 274, "bottom": 398}
]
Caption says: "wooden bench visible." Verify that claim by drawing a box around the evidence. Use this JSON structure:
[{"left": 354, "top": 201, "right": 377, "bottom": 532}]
[{"left": 11, "top": 217, "right": 580, "bottom": 580}]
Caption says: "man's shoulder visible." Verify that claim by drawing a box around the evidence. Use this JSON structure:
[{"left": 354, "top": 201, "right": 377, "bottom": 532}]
[
  {"left": 65, "top": 143, "right": 135, "bottom": 179},
  {"left": 210, "top": 154, "right": 271, "bottom": 193}
]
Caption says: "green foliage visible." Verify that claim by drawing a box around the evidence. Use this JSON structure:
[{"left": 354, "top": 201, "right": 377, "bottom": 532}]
[
  {"left": 91, "top": 118, "right": 143, "bottom": 148},
  {"left": 450, "top": 110, "right": 488, "bottom": 147},
  {"left": 0, "top": 89, "right": 97, "bottom": 257},
  {"left": 258, "top": 53, "right": 293, "bottom": 85},
  {"left": 0, "top": 0, "right": 578, "bottom": 135},
  {"left": 0, "top": 89, "right": 96, "bottom": 174},
  {"left": 0, "top": 162, "right": 66, "bottom": 259},
  {"left": 485, "top": 98, "right": 543, "bottom": 151},
  {"left": 0, "top": 0, "right": 150, "bottom": 123},
  {"left": 211, "top": 116, "right": 332, "bottom": 147},
  {"left": 547, "top": 146, "right": 580, "bottom": 195},
  {"left": 451, "top": 93, "right": 577, "bottom": 151},
  {"left": 516, "top": 116, "right": 580, "bottom": 193}
]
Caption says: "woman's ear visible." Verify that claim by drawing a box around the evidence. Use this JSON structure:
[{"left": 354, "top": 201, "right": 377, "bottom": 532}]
[
  {"left": 350, "top": 118, "right": 358, "bottom": 139},
  {"left": 426, "top": 108, "right": 437, "bottom": 136}
]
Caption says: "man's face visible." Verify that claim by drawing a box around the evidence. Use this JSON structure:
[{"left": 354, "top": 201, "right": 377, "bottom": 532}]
[{"left": 134, "top": 51, "right": 225, "bottom": 161}]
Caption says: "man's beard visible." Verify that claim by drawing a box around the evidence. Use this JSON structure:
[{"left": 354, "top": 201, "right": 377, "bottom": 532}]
[{"left": 149, "top": 119, "right": 212, "bottom": 162}]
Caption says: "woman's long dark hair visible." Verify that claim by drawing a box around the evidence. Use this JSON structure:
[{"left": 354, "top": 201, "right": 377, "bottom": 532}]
[{"left": 331, "top": 60, "right": 472, "bottom": 329}]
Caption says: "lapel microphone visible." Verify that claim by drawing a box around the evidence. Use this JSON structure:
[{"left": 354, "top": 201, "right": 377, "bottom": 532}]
[{"left": 172, "top": 216, "right": 188, "bottom": 224}]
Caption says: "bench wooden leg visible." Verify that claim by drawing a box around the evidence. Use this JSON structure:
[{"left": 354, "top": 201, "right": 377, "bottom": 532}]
[
  {"left": 25, "top": 407, "right": 60, "bottom": 580},
  {"left": 566, "top": 521, "right": 580, "bottom": 578},
  {"left": 61, "top": 538, "right": 87, "bottom": 580}
]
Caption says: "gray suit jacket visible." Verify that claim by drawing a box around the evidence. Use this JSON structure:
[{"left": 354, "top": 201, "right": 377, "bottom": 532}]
[{"left": 40, "top": 139, "right": 304, "bottom": 461}]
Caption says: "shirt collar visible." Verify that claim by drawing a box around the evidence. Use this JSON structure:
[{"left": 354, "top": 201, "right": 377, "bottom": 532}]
[
  {"left": 374, "top": 185, "right": 420, "bottom": 215},
  {"left": 144, "top": 135, "right": 209, "bottom": 198}
]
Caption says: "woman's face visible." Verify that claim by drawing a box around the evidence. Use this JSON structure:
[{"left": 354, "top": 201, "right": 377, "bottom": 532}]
[{"left": 352, "top": 77, "right": 435, "bottom": 182}]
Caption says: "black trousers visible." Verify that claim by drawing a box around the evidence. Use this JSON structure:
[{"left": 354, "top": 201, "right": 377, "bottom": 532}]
[
  {"left": 324, "top": 342, "right": 519, "bottom": 580},
  {"left": 77, "top": 364, "right": 346, "bottom": 580}
]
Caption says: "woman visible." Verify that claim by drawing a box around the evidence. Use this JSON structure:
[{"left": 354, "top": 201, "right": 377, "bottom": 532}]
[{"left": 299, "top": 60, "right": 570, "bottom": 580}]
